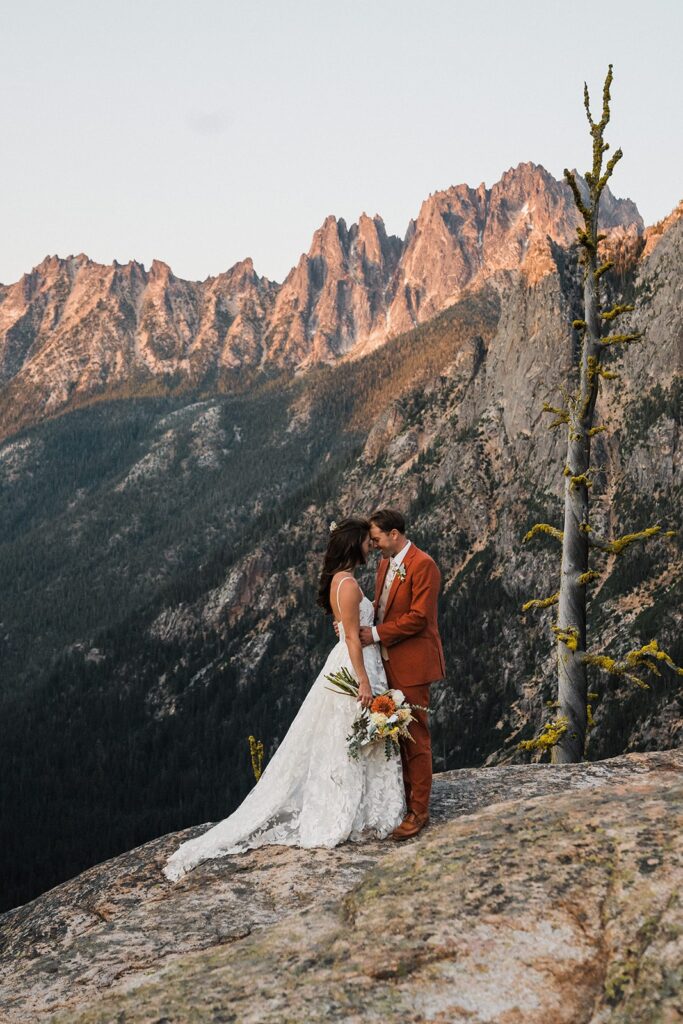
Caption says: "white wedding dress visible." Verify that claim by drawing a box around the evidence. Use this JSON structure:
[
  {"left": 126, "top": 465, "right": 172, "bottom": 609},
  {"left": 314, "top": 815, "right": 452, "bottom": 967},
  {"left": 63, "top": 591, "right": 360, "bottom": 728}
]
[{"left": 163, "top": 583, "right": 405, "bottom": 881}]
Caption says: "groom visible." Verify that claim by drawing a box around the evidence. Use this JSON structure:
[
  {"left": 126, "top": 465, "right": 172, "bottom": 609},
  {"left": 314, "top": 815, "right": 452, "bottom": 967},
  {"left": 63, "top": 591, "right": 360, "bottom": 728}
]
[{"left": 359, "top": 509, "right": 445, "bottom": 840}]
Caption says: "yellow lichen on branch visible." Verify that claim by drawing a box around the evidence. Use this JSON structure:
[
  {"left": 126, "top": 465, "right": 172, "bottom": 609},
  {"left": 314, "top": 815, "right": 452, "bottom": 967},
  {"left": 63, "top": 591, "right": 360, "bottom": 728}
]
[
  {"left": 582, "top": 652, "right": 650, "bottom": 689},
  {"left": 625, "top": 639, "right": 683, "bottom": 677},
  {"left": 523, "top": 523, "right": 564, "bottom": 544},
  {"left": 552, "top": 625, "right": 580, "bottom": 650},
  {"left": 518, "top": 716, "right": 569, "bottom": 752},
  {"left": 600, "top": 331, "right": 643, "bottom": 348},
  {"left": 570, "top": 473, "right": 593, "bottom": 490},
  {"left": 542, "top": 402, "right": 570, "bottom": 429},
  {"left": 564, "top": 170, "right": 591, "bottom": 222},
  {"left": 587, "top": 425, "right": 607, "bottom": 436},
  {"left": 609, "top": 526, "right": 664, "bottom": 554},
  {"left": 600, "top": 303, "right": 634, "bottom": 321},
  {"left": 594, "top": 259, "right": 614, "bottom": 281},
  {"left": 578, "top": 570, "right": 601, "bottom": 585},
  {"left": 596, "top": 148, "right": 623, "bottom": 193},
  {"left": 522, "top": 593, "right": 560, "bottom": 612},
  {"left": 587, "top": 355, "right": 619, "bottom": 382},
  {"left": 582, "top": 641, "right": 683, "bottom": 689}
]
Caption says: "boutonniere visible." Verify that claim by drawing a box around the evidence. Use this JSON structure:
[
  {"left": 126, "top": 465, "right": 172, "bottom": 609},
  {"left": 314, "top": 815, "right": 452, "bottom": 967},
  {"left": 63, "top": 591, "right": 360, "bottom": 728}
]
[{"left": 395, "top": 563, "right": 407, "bottom": 583}]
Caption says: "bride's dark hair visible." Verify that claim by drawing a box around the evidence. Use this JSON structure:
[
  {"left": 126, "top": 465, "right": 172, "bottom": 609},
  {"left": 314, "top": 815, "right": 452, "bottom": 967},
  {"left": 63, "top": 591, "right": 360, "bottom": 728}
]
[{"left": 316, "top": 517, "right": 370, "bottom": 614}]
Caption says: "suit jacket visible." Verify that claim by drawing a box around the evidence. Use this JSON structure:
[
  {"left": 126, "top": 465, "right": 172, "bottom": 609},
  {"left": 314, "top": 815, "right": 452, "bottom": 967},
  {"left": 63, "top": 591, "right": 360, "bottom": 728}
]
[{"left": 374, "top": 544, "right": 445, "bottom": 688}]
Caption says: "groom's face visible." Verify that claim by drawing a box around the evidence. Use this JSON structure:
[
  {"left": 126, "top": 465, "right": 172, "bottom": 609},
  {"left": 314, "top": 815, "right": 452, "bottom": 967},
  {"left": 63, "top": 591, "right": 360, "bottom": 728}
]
[{"left": 369, "top": 524, "right": 396, "bottom": 557}]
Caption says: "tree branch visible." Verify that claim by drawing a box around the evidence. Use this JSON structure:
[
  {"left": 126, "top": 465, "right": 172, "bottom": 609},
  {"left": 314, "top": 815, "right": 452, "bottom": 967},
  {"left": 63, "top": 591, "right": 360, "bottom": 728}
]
[
  {"left": 518, "top": 716, "right": 569, "bottom": 753},
  {"left": 582, "top": 640, "right": 683, "bottom": 690},
  {"left": 596, "top": 148, "right": 623, "bottom": 195},
  {"left": 523, "top": 523, "right": 564, "bottom": 544},
  {"left": 600, "top": 331, "right": 643, "bottom": 348},
  {"left": 594, "top": 260, "right": 614, "bottom": 281},
  {"left": 522, "top": 592, "right": 560, "bottom": 612},
  {"left": 541, "top": 402, "right": 570, "bottom": 430},
  {"left": 600, "top": 303, "right": 634, "bottom": 321},
  {"left": 586, "top": 526, "right": 675, "bottom": 556},
  {"left": 563, "top": 169, "right": 591, "bottom": 223}
]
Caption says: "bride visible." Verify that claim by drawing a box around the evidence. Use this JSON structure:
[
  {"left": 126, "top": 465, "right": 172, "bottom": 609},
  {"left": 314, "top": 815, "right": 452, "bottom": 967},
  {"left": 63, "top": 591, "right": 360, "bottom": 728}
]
[{"left": 163, "top": 517, "right": 405, "bottom": 881}]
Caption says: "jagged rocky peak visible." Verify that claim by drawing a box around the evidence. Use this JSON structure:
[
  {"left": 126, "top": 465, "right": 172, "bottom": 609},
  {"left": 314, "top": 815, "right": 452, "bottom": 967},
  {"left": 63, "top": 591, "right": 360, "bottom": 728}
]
[
  {"left": 263, "top": 210, "right": 405, "bottom": 366},
  {"left": 388, "top": 161, "right": 644, "bottom": 335},
  {"left": 304, "top": 211, "right": 403, "bottom": 272},
  {"left": 148, "top": 257, "right": 173, "bottom": 281},
  {"left": 0, "top": 163, "right": 649, "bottom": 439}
]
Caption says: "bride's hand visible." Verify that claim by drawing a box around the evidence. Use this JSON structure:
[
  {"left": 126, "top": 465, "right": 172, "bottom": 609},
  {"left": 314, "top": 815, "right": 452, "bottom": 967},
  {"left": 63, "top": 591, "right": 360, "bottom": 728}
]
[{"left": 357, "top": 676, "right": 373, "bottom": 710}]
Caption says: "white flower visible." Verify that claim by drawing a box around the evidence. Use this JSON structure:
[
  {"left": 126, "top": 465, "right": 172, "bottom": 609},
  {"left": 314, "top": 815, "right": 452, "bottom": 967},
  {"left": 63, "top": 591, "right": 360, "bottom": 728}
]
[
  {"left": 389, "top": 689, "right": 405, "bottom": 706},
  {"left": 329, "top": 520, "right": 338, "bottom": 533},
  {"left": 371, "top": 712, "right": 388, "bottom": 727}
]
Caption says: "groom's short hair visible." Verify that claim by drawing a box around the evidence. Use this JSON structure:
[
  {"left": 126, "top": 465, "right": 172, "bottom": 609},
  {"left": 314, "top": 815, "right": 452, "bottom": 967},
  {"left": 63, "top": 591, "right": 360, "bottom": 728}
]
[{"left": 369, "top": 508, "right": 406, "bottom": 534}]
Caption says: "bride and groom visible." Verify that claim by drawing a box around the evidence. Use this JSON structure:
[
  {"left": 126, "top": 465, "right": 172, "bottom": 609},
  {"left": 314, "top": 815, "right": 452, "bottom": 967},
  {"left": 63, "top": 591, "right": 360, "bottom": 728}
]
[{"left": 164, "top": 508, "right": 445, "bottom": 882}]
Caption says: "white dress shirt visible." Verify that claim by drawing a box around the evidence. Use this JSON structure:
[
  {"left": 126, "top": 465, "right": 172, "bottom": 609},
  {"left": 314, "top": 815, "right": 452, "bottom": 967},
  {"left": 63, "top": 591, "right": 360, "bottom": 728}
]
[{"left": 372, "top": 540, "right": 411, "bottom": 643}]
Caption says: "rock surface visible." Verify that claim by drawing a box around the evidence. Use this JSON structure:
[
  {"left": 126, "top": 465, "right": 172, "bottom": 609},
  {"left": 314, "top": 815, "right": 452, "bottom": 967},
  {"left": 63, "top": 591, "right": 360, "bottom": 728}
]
[{"left": 1, "top": 749, "right": 680, "bottom": 1023}]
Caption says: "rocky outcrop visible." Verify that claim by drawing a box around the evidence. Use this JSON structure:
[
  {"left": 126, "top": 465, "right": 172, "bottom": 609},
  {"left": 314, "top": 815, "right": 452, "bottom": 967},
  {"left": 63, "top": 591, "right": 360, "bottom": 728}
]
[
  {"left": 0, "top": 163, "right": 642, "bottom": 440},
  {"left": 263, "top": 213, "right": 403, "bottom": 365},
  {"left": 1, "top": 749, "right": 680, "bottom": 1023},
  {"left": 384, "top": 162, "right": 641, "bottom": 337},
  {"left": 641, "top": 199, "right": 683, "bottom": 260}
]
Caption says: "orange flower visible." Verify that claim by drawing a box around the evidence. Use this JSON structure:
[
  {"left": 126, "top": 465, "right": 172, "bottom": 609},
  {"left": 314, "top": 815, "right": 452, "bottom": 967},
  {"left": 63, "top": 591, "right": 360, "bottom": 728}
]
[{"left": 371, "top": 695, "right": 396, "bottom": 715}]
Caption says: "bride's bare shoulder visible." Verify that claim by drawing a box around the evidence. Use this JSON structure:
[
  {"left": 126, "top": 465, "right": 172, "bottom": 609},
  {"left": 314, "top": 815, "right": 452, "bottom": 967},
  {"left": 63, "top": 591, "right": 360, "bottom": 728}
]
[{"left": 330, "top": 573, "right": 361, "bottom": 616}]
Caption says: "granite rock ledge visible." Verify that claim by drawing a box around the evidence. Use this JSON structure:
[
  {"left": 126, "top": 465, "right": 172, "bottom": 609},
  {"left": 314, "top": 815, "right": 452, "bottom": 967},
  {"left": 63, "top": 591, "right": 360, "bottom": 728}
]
[{"left": 1, "top": 748, "right": 680, "bottom": 1023}]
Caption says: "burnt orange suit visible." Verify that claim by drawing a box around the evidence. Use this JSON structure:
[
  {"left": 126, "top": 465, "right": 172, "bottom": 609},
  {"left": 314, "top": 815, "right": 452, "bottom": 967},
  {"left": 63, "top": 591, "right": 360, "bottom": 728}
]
[{"left": 374, "top": 544, "right": 445, "bottom": 817}]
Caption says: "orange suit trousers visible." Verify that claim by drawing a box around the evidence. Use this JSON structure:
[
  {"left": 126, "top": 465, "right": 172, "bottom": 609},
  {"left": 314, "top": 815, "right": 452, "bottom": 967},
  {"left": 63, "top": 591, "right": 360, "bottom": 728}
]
[{"left": 388, "top": 674, "right": 432, "bottom": 817}]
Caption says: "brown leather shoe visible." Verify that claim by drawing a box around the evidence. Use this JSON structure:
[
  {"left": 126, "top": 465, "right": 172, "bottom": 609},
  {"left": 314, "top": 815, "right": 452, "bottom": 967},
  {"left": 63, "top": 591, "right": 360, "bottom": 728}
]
[{"left": 391, "top": 811, "right": 430, "bottom": 841}]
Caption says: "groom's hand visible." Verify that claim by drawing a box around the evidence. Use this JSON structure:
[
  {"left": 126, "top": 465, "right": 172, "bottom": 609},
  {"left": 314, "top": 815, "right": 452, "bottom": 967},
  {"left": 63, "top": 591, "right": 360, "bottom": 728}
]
[{"left": 359, "top": 627, "right": 374, "bottom": 647}]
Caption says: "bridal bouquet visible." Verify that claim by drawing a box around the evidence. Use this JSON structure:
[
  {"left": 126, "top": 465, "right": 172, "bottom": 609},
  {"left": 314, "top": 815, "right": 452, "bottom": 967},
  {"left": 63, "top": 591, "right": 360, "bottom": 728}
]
[{"left": 325, "top": 667, "right": 424, "bottom": 760}]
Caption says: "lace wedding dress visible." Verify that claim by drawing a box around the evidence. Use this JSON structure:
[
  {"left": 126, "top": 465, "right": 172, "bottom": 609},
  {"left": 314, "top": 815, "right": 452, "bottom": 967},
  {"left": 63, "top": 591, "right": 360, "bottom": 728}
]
[{"left": 163, "top": 584, "right": 405, "bottom": 881}]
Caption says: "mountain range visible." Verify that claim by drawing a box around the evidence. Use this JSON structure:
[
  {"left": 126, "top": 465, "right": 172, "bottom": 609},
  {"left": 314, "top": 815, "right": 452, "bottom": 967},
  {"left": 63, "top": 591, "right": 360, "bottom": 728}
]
[
  {"left": 0, "top": 162, "right": 680, "bottom": 914},
  {"left": 0, "top": 162, "right": 642, "bottom": 440}
]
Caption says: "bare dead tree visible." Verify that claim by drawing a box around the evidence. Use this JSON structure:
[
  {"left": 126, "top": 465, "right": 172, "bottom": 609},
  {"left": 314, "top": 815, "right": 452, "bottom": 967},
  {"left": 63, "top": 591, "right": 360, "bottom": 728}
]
[{"left": 521, "top": 66, "right": 681, "bottom": 763}]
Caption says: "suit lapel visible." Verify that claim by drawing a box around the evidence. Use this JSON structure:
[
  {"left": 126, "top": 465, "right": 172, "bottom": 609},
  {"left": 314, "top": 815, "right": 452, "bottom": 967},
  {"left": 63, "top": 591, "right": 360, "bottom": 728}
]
[{"left": 383, "top": 544, "right": 418, "bottom": 618}]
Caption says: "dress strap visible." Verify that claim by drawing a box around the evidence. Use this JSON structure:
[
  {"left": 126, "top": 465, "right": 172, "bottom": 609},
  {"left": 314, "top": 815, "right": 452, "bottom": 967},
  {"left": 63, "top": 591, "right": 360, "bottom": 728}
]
[{"left": 335, "top": 574, "right": 360, "bottom": 610}]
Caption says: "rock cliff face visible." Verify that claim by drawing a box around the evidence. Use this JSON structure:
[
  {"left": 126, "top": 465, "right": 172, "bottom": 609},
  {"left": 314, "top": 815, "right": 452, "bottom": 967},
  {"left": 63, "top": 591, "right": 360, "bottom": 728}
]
[
  {"left": 1, "top": 749, "right": 680, "bottom": 1023},
  {"left": 0, "top": 163, "right": 641, "bottom": 440}
]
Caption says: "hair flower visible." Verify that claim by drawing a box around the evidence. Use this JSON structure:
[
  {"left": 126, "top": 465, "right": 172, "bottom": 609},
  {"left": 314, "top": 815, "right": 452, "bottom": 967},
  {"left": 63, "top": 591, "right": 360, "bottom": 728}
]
[{"left": 329, "top": 520, "right": 338, "bottom": 533}]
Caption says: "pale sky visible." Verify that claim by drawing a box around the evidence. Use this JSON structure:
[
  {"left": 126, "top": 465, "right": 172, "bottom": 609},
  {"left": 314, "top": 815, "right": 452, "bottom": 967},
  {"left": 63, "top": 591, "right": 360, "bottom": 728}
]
[{"left": 1, "top": 0, "right": 681, "bottom": 286}]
